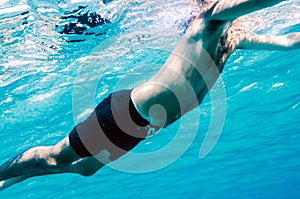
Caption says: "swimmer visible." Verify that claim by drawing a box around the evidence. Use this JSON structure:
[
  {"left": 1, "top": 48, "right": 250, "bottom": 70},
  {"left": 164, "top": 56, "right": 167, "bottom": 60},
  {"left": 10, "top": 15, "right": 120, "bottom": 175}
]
[{"left": 1, "top": 0, "right": 300, "bottom": 190}]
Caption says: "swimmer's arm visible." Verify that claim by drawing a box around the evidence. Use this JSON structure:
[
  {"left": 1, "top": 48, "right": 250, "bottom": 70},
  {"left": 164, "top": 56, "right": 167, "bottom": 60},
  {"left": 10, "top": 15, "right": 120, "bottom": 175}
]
[
  {"left": 237, "top": 32, "right": 300, "bottom": 51},
  {"left": 210, "top": 0, "right": 285, "bottom": 21}
]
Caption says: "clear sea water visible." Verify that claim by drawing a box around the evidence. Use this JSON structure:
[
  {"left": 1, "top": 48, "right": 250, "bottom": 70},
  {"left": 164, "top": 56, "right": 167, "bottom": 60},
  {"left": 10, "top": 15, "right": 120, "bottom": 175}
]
[{"left": 1, "top": 0, "right": 300, "bottom": 198}]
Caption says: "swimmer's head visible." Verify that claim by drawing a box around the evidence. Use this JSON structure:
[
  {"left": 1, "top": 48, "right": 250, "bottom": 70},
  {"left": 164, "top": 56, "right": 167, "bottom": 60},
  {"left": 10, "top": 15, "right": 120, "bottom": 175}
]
[
  {"left": 191, "top": 0, "right": 211, "bottom": 5},
  {"left": 188, "top": 0, "right": 217, "bottom": 8},
  {"left": 188, "top": 0, "right": 216, "bottom": 17}
]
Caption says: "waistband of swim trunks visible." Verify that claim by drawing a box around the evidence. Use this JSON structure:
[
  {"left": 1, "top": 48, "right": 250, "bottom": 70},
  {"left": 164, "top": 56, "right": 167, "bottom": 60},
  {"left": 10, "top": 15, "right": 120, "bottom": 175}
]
[
  {"left": 128, "top": 96, "right": 149, "bottom": 126},
  {"left": 128, "top": 90, "right": 162, "bottom": 133}
]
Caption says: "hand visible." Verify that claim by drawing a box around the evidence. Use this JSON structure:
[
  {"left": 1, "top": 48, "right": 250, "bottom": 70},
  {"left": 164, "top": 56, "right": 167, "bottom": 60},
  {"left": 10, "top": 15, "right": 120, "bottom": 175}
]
[{"left": 285, "top": 33, "right": 300, "bottom": 50}]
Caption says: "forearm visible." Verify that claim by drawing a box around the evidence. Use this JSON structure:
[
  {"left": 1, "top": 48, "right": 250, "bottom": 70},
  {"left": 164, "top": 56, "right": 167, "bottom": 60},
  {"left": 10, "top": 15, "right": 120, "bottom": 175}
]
[
  {"left": 210, "top": 0, "right": 286, "bottom": 21},
  {"left": 238, "top": 31, "right": 300, "bottom": 51}
]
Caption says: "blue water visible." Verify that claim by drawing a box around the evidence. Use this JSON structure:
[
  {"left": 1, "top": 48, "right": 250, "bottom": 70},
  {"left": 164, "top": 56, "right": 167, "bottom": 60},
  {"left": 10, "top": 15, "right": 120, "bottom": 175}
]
[{"left": 1, "top": 0, "right": 300, "bottom": 198}]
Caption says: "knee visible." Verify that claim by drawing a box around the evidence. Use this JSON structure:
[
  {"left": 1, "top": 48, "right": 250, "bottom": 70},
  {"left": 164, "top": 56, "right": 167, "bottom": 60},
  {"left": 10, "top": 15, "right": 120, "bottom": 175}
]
[
  {"left": 44, "top": 156, "right": 63, "bottom": 172},
  {"left": 44, "top": 146, "right": 70, "bottom": 172},
  {"left": 46, "top": 144, "right": 101, "bottom": 176}
]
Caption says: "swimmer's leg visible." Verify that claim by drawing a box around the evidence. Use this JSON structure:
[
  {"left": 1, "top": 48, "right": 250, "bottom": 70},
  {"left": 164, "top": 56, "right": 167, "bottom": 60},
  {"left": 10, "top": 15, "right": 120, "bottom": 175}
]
[
  {"left": 0, "top": 157, "right": 104, "bottom": 190},
  {"left": 0, "top": 136, "right": 105, "bottom": 190}
]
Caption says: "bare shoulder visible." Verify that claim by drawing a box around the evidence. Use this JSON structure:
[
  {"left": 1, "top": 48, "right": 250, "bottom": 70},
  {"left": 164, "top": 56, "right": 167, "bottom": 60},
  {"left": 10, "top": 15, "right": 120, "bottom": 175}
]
[
  {"left": 215, "top": 21, "right": 248, "bottom": 67},
  {"left": 184, "top": 3, "right": 225, "bottom": 40},
  {"left": 224, "top": 23, "right": 249, "bottom": 50}
]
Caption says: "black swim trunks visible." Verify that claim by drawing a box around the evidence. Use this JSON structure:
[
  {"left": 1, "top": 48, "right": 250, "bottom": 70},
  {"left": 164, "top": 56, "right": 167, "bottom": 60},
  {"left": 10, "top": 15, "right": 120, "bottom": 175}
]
[{"left": 69, "top": 89, "right": 159, "bottom": 160}]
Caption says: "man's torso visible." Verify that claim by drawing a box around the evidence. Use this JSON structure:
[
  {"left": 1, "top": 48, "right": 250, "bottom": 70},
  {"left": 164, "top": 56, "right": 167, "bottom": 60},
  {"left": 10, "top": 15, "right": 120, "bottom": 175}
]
[{"left": 131, "top": 16, "right": 236, "bottom": 127}]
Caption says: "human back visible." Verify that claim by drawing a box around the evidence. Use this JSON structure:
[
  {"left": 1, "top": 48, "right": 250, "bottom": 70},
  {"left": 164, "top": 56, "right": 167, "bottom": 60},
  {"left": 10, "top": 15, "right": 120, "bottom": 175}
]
[
  {"left": 131, "top": 1, "right": 231, "bottom": 127},
  {"left": 131, "top": 0, "right": 288, "bottom": 127}
]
